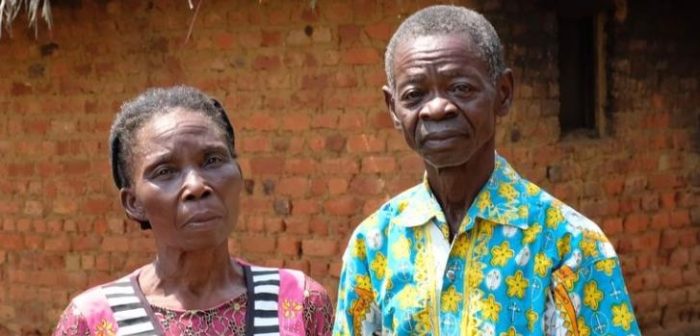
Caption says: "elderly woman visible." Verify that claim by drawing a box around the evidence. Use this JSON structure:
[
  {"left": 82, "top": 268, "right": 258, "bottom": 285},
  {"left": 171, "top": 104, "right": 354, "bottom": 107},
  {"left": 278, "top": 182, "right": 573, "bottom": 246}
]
[{"left": 53, "top": 86, "right": 333, "bottom": 335}]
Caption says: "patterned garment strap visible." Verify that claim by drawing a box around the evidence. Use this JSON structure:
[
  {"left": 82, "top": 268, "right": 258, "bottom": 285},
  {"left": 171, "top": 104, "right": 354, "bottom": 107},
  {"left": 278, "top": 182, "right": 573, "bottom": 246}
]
[
  {"left": 245, "top": 265, "right": 282, "bottom": 336},
  {"left": 102, "top": 277, "right": 159, "bottom": 336}
]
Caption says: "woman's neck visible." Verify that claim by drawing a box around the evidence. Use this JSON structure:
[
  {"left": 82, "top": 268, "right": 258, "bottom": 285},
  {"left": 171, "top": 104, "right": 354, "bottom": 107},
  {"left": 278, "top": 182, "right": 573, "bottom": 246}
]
[{"left": 139, "top": 242, "right": 246, "bottom": 310}]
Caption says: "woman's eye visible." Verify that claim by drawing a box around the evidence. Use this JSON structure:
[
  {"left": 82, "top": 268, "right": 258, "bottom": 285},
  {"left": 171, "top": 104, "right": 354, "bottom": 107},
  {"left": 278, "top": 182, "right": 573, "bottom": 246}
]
[
  {"left": 205, "top": 155, "right": 225, "bottom": 166},
  {"left": 153, "top": 167, "right": 174, "bottom": 178}
]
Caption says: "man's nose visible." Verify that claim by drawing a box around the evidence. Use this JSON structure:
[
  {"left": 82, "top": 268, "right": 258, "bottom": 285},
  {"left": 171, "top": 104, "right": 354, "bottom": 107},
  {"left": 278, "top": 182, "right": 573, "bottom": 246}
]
[
  {"left": 182, "top": 169, "right": 211, "bottom": 201},
  {"left": 419, "top": 95, "right": 458, "bottom": 120}
]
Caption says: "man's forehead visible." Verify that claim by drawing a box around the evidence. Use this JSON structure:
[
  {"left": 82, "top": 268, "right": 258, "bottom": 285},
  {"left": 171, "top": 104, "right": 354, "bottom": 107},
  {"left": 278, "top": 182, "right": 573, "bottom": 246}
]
[{"left": 392, "top": 34, "right": 487, "bottom": 72}]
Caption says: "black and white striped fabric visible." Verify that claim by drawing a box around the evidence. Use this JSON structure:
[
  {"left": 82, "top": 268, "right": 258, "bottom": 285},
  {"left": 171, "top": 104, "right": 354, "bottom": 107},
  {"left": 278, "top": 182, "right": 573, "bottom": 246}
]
[
  {"left": 102, "top": 277, "right": 159, "bottom": 336},
  {"left": 246, "top": 265, "right": 282, "bottom": 336}
]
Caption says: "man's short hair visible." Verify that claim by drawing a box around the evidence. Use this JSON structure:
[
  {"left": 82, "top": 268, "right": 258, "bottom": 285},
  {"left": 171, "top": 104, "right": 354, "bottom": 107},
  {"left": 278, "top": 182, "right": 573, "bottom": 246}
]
[{"left": 384, "top": 5, "right": 505, "bottom": 89}]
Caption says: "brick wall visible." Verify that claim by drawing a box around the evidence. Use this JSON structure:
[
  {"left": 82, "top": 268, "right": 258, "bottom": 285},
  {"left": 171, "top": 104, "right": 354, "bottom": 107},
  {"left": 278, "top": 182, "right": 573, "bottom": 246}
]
[{"left": 0, "top": 0, "right": 697, "bottom": 334}]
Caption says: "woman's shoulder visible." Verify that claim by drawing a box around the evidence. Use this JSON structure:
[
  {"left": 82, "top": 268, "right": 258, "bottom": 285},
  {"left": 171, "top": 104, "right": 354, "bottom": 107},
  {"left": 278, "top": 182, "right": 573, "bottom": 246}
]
[{"left": 68, "top": 269, "right": 141, "bottom": 320}]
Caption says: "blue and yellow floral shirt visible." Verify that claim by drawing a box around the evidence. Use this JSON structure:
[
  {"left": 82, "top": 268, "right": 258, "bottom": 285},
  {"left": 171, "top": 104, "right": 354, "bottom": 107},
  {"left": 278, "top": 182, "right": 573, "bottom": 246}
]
[{"left": 333, "top": 155, "right": 640, "bottom": 336}]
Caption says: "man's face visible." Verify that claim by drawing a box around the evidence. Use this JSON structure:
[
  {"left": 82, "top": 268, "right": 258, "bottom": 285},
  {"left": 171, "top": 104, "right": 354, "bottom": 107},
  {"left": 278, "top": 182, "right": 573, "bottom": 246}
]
[{"left": 384, "top": 34, "right": 511, "bottom": 169}]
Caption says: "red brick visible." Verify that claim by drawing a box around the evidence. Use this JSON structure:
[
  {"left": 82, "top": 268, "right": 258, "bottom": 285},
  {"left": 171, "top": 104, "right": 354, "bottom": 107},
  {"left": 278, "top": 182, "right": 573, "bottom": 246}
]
[
  {"left": 650, "top": 211, "right": 671, "bottom": 230},
  {"left": 669, "top": 248, "right": 689, "bottom": 267},
  {"left": 328, "top": 178, "right": 349, "bottom": 195},
  {"left": 670, "top": 209, "right": 690, "bottom": 228},
  {"left": 285, "top": 259, "right": 309, "bottom": 274},
  {"left": 252, "top": 55, "right": 281, "bottom": 71},
  {"left": 624, "top": 213, "right": 649, "bottom": 234},
  {"left": 341, "top": 48, "right": 380, "bottom": 65},
  {"left": 350, "top": 175, "right": 385, "bottom": 195},
  {"left": 292, "top": 200, "right": 320, "bottom": 215},
  {"left": 347, "top": 134, "right": 386, "bottom": 153},
  {"left": 240, "top": 235, "right": 276, "bottom": 254},
  {"left": 284, "top": 158, "right": 317, "bottom": 174},
  {"left": 324, "top": 196, "right": 361, "bottom": 216},
  {"left": 338, "top": 24, "right": 361, "bottom": 45},
  {"left": 322, "top": 158, "right": 359, "bottom": 175},
  {"left": 364, "top": 22, "right": 392, "bottom": 41},
  {"left": 277, "top": 177, "right": 309, "bottom": 197},
  {"left": 302, "top": 239, "right": 336, "bottom": 257},
  {"left": 284, "top": 217, "right": 310, "bottom": 235},
  {"left": 249, "top": 157, "right": 285, "bottom": 175},
  {"left": 278, "top": 238, "right": 301, "bottom": 256}
]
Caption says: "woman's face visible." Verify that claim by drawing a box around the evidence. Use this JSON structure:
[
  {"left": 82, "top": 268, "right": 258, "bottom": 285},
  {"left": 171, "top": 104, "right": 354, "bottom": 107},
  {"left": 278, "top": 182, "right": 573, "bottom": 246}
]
[{"left": 121, "top": 108, "right": 242, "bottom": 251}]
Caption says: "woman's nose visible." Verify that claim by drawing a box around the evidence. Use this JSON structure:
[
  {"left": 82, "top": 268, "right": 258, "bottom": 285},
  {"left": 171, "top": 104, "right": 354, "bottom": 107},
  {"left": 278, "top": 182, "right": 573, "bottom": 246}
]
[{"left": 182, "top": 169, "right": 211, "bottom": 201}]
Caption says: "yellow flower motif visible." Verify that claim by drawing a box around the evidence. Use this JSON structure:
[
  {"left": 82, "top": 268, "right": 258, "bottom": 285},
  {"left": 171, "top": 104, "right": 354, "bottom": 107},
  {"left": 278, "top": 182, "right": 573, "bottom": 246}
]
[
  {"left": 560, "top": 270, "right": 578, "bottom": 291},
  {"left": 481, "top": 294, "right": 501, "bottom": 321},
  {"left": 441, "top": 285, "right": 463, "bottom": 312},
  {"left": 370, "top": 252, "right": 387, "bottom": 279},
  {"left": 595, "top": 259, "right": 616, "bottom": 276},
  {"left": 480, "top": 219, "right": 496, "bottom": 237},
  {"left": 498, "top": 182, "right": 518, "bottom": 201},
  {"left": 525, "top": 182, "right": 540, "bottom": 195},
  {"left": 352, "top": 238, "right": 367, "bottom": 259},
  {"left": 414, "top": 251, "right": 431, "bottom": 283},
  {"left": 612, "top": 303, "right": 635, "bottom": 331},
  {"left": 522, "top": 223, "right": 542, "bottom": 244},
  {"left": 580, "top": 238, "right": 599, "bottom": 257},
  {"left": 355, "top": 274, "right": 372, "bottom": 291},
  {"left": 577, "top": 317, "right": 591, "bottom": 336},
  {"left": 452, "top": 234, "right": 471, "bottom": 257},
  {"left": 397, "top": 200, "right": 409, "bottom": 212},
  {"left": 476, "top": 191, "right": 492, "bottom": 210},
  {"left": 534, "top": 253, "right": 552, "bottom": 277},
  {"left": 505, "top": 270, "right": 529, "bottom": 298},
  {"left": 557, "top": 234, "right": 571, "bottom": 258},
  {"left": 467, "top": 262, "right": 485, "bottom": 288},
  {"left": 95, "top": 320, "right": 116, "bottom": 336},
  {"left": 414, "top": 308, "right": 432, "bottom": 335},
  {"left": 545, "top": 207, "right": 564, "bottom": 228},
  {"left": 282, "top": 299, "right": 303, "bottom": 319},
  {"left": 526, "top": 309, "right": 538, "bottom": 332},
  {"left": 391, "top": 236, "right": 411, "bottom": 259},
  {"left": 396, "top": 285, "right": 419, "bottom": 308},
  {"left": 499, "top": 326, "right": 521, "bottom": 336},
  {"left": 518, "top": 205, "right": 529, "bottom": 219},
  {"left": 583, "top": 281, "right": 604, "bottom": 311},
  {"left": 491, "top": 241, "right": 514, "bottom": 266}
]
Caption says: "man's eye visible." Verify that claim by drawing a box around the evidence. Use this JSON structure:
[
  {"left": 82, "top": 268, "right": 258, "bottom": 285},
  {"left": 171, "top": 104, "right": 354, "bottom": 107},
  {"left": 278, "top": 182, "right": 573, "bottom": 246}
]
[
  {"left": 451, "top": 83, "right": 473, "bottom": 94},
  {"left": 401, "top": 90, "right": 424, "bottom": 101}
]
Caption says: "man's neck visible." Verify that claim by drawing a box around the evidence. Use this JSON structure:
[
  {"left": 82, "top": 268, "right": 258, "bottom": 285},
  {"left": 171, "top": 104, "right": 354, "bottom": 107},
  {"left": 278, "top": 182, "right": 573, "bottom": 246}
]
[
  {"left": 426, "top": 148, "right": 495, "bottom": 240},
  {"left": 139, "top": 242, "right": 245, "bottom": 310}
]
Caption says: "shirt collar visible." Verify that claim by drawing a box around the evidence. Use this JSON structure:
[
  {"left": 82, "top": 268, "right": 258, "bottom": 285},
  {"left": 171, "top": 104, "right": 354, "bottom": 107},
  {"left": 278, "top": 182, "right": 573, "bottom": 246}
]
[{"left": 392, "top": 154, "right": 530, "bottom": 231}]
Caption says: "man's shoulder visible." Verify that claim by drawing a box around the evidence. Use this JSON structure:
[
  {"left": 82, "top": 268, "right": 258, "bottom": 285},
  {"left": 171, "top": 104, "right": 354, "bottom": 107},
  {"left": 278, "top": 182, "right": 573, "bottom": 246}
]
[{"left": 354, "top": 182, "right": 425, "bottom": 232}]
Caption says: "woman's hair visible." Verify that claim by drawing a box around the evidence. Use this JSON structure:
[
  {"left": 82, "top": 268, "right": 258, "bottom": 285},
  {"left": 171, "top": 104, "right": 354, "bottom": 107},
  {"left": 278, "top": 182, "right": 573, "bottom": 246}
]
[{"left": 108, "top": 85, "right": 236, "bottom": 230}]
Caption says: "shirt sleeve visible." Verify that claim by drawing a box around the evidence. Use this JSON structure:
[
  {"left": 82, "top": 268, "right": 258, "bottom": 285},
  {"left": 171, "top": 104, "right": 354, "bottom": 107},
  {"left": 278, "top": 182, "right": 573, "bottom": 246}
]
[
  {"left": 52, "top": 303, "right": 91, "bottom": 336},
  {"left": 302, "top": 277, "right": 335, "bottom": 336},
  {"left": 548, "top": 256, "right": 641, "bottom": 336},
  {"left": 332, "top": 234, "right": 377, "bottom": 336}
]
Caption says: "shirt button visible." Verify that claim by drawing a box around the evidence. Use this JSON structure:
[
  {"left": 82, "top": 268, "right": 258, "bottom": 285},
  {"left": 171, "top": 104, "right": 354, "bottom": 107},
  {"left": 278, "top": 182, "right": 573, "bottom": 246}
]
[{"left": 446, "top": 269, "right": 456, "bottom": 282}]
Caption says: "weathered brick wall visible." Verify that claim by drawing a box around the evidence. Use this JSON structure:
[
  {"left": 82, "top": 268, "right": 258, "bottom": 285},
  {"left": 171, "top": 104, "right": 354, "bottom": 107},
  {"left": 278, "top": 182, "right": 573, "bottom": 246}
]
[{"left": 0, "top": 0, "right": 697, "bottom": 334}]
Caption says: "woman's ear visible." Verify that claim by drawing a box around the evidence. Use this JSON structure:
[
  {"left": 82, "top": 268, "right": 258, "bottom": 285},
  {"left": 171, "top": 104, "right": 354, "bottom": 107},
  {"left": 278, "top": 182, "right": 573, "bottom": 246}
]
[
  {"left": 496, "top": 68, "right": 514, "bottom": 117},
  {"left": 120, "top": 188, "right": 146, "bottom": 223},
  {"left": 383, "top": 85, "right": 403, "bottom": 130}
]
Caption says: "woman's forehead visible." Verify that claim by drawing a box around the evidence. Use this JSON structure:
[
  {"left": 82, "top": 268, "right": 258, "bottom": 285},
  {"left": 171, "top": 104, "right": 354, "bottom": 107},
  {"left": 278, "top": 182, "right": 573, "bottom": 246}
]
[{"left": 135, "top": 109, "right": 225, "bottom": 151}]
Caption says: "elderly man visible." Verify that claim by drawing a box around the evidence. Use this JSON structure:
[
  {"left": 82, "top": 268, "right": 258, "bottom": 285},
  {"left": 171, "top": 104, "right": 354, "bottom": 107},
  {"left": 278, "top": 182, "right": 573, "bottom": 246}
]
[{"left": 333, "top": 5, "right": 639, "bottom": 336}]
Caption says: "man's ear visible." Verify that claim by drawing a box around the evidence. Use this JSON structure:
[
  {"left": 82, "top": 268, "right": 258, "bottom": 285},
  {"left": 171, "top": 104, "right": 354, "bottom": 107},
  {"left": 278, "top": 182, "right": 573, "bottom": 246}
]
[
  {"left": 496, "top": 68, "right": 514, "bottom": 117},
  {"left": 120, "top": 188, "right": 146, "bottom": 223},
  {"left": 383, "top": 85, "right": 402, "bottom": 129}
]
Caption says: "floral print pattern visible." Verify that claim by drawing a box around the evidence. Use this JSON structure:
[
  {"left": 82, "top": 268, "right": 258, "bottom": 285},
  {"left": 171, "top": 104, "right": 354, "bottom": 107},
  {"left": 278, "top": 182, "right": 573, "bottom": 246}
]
[{"left": 333, "top": 155, "right": 640, "bottom": 335}]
